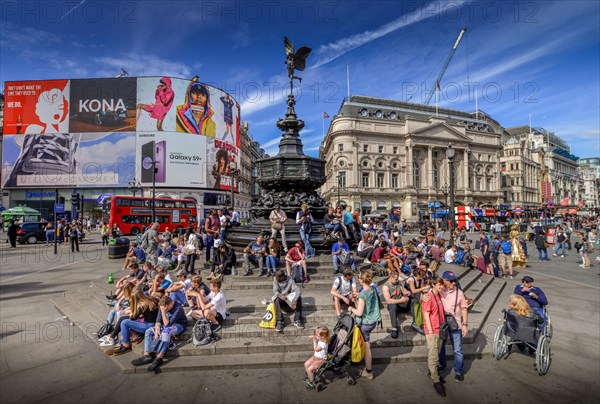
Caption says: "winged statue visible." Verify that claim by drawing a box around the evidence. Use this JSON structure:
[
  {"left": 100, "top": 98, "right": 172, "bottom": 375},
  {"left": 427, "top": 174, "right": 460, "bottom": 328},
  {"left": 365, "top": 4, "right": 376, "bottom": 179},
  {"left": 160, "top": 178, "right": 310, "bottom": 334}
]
[{"left": 284, "top": 36, "right": 311, "bottom": 84}]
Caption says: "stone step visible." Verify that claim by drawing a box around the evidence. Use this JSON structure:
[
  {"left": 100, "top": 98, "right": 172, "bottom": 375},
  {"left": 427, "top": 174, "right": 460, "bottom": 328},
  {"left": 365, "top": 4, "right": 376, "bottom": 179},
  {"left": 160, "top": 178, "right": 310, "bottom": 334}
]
[{"left": 110, "top": 333, "right": 490, "bottom": 374}]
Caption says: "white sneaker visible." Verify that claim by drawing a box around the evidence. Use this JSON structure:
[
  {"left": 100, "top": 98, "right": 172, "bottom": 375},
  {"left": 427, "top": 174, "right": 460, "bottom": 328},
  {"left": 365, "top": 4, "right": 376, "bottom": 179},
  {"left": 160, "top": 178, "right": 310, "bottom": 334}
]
[
  {"left": 364, "top": 259, "right": 371, "bottom": 264},
  {"left": 552, "top": 254, "right": 557, "bottom": 257},
  {"left": 99, "top": 339, "right": 116, "bottom": 347},
  {"left": 98, "top": 335, "right": 110, "bottom": 342}
]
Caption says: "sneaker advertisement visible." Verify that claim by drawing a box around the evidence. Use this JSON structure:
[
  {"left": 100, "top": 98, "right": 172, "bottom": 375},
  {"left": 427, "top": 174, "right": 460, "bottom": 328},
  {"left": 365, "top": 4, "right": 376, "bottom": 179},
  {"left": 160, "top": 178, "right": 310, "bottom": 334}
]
[{"left": 2, "top": 132, "right": 136, "bottom": 188}]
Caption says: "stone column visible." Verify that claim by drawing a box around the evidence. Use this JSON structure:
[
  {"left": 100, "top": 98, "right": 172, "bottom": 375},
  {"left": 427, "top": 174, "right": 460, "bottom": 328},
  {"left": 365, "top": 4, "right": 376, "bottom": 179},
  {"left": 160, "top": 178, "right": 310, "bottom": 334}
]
[
  {"left": 463, "top": 148, "right": 469, "bottom": 190},
  {"left": 407, "top": 141, "right": 414, "bottom": 187},
  {"left": 428, "top": 146, "right": 433, "bottom": 188}
]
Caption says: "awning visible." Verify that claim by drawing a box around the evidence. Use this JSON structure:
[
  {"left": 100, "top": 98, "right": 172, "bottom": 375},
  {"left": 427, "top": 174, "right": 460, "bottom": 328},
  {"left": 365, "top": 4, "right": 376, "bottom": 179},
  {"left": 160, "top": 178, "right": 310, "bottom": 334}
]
[{"left": 362, "top": 200, "right": 372, "bottom": 208}]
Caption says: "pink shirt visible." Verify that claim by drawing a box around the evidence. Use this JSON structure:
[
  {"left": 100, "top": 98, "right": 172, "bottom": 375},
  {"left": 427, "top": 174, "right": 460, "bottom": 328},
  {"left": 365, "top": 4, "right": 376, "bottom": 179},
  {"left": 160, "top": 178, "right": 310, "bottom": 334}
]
[
  {"left": 421, "top": 291, "right": 444, "bottom": 335},
  {"left": 440, "top": 287, "right": 467, "bottom": 328}
]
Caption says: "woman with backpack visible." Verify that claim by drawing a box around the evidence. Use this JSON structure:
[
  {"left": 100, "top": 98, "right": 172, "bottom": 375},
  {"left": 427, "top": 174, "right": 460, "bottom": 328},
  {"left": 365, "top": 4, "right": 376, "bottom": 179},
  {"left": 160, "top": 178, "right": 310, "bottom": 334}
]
[{"left": 348, "top": 270, "right": 381, "bottom": 380}]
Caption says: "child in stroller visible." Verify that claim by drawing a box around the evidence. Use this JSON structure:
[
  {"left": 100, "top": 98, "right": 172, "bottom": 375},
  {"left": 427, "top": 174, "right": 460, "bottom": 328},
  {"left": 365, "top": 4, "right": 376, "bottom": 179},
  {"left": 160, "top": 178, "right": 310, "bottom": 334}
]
[{"left": 306, "top": 314, "right": 357, "bottom": 391}]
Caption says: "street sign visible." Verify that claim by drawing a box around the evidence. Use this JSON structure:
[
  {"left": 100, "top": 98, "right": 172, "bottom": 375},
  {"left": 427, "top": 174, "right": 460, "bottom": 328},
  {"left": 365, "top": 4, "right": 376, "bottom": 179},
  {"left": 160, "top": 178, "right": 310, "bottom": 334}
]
[
  {"left": 427, "top": 202, "right": 441, "bottom": 208},
  {"left": 54, "top": 203, "right": 65, "bottom": 213}
]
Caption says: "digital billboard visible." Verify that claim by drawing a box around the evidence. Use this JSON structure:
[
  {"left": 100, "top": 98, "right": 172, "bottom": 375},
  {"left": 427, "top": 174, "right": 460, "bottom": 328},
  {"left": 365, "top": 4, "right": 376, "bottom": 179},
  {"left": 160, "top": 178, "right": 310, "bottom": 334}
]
[
  {"left": 3, "top": 80, "right": 70, "bottom": 134},
  {"left": 69, "top": 78, "right": 137, "bottom": 133},
  {"left": 2, "top": 77, "right": 240, "bottom": 190},
  {"left": 2, "top": 132, "right": 136, "bottom": 188},
  {"left": 136, "top": 132, "right": 207, "bottom": 188}
]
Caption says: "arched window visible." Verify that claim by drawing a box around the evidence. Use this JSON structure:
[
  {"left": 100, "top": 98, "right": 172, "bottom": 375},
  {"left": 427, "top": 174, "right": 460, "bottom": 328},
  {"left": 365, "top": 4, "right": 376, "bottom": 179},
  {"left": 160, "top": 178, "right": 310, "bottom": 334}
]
[{"left": 413, "top": 162, "right": 420, "bottom": 187}]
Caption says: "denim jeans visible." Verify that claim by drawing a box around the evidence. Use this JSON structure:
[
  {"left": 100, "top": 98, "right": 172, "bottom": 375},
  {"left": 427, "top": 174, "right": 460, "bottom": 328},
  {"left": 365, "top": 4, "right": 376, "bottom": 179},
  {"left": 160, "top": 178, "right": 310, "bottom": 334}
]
[
  {"left": 265, "top": 256, "right": 280, "bottom": 271},
  {"left": 299, "top": 228, "right": 315, "bottom": 257},
  {"left": 439, "top": 329, "right": 464, "bottom": 375},
  {"left": 106, "top": 309, "right": 117, "bottom": 324},
  {"left": 325, "top": 223, "right": 341, "bottom": 233},
  {"left": 554, "top": 242, "right": 566, "bottom": 256},
  {"left": 169, "top": 290, "right": 188, "bottom": 307},
  {"left": 537, "top": 248, "right": 549, "bottom": 260},
  {"left": 205, "top": 235, "right": 214, "bottom": 261},
  {"left": 144, "top": 323, "right": 185, "bottom": 355},
  {"left": 120, "top": 319, "right": 154, "bottom": 345},
  {"left": 45, "top": 230, "right": 54, "bottom": 243},
  {"left": 220, "top": 228, "right": 226, "bottom": 242}
]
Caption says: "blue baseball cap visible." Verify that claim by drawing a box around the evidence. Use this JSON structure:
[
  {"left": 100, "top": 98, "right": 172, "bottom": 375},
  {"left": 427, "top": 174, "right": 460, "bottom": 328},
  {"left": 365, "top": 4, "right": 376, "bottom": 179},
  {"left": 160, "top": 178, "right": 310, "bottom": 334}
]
[{"left": 442, "top": 271, "right": 457, "bottom": 281}]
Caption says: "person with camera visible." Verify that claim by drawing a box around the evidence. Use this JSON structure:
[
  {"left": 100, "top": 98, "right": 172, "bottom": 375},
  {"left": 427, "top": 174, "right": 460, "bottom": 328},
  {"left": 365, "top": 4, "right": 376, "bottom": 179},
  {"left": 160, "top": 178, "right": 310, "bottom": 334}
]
[
  {"left": 270, "top": 204, "right": 288, "bottom": 252},
  {"left": 296, "top": 204, "right": 315, "bottom": 258}
]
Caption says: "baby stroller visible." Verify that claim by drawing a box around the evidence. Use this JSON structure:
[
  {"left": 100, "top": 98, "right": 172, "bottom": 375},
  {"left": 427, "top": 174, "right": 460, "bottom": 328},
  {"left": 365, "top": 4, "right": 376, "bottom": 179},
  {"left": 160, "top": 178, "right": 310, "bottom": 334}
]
[{"left": 312, "top": 314, "right": 356, "bottom": 391}]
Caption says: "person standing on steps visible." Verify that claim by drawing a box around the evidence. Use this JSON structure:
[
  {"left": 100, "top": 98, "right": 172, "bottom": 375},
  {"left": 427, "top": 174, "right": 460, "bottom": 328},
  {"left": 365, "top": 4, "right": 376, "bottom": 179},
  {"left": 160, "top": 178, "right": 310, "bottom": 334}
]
[
  {"left": 421, "top": 278, "right": 447, "bottom": 397},
  {"left": 296, "top": 204, "right": 315, "bottom": 258},
  {"left": 270, "top": 204, "right": 289, "bottom": 252},
  {"left": 348, "top": 270, "right": 381, "bottom": 381}
]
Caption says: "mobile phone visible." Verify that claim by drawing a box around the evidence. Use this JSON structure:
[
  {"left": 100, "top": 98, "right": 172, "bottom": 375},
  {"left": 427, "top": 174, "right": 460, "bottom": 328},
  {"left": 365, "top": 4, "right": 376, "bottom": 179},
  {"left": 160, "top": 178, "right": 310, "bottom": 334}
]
[{"left": 141, "top": 141, "right": 155, "bottom": 183}]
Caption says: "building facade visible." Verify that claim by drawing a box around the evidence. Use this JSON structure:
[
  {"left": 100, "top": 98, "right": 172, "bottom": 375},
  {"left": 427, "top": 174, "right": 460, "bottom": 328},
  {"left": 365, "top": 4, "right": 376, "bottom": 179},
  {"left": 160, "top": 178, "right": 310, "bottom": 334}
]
[
  {"left": 579, "top": 157, "right": 600, "bottom": 211},
  {"left": 320, "top": 96, "right": 504, "bottom": 221},
  {"left": 499, "top": 136, "right": 541, "bottom": 209}
]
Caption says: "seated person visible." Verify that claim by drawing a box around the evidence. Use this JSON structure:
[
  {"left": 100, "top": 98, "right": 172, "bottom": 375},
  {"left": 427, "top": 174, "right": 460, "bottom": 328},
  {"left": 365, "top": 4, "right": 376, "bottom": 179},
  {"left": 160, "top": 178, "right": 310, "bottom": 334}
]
[
  {"left": 357, "top": 233, "right": 375, "bottom": 262},
  {"left": 429, "top": 241, "right": 444, "bottom": 263},
  {"left": 186, "top": 275, "right": 211, "bottom": 311},
  {"left": 157, "top": 242, "right": 174, "bottom": 269},
  {"left": 382, "top": 271, "right": 411, "bottom": 339},
  {"left": 121, "top": 241, "right": 146, "bottom": 271},
  {"left": 243, "top": 234, "right": 267, "bottom": 276},
  {"left": 506, "top": 294, "right": 544, "bottom": 351},
  {"left": 332, "top": 238, "right": 357, "bottom": 274},
  {"left": 172, "top": 238, "right": 188, "bottom": 270},
  {"left": 323, "top": 206, "right": 342, "bottom": 238},
  {"left": 272, "top": 269, "right": 304, "bottom": 332},
  {"left": 444, "top": 245, "right": 457, "bottom": 264},
  {"left": 508, "top": 294, "right": 543, "bottom": 322},
  {"left": 285, "top": 241, "right": 308, "bottom": 279},
  {"left": 190, "top": 279, "right": 226, "bottom": 333},
  {"left": 165, "top": 270, "right": 192, "bottom": 306},
  {"left": 108, "top": 263, "right": 146, "bottom": 303},
  {"left": 371, "top": 241, "right": 401, "bottom": 274},
  {"left": 513, "top": 276, "right": 548, "bottom": 326},
  {"left": 330, "top": 269, "right": 358, "bottom": 316},
  {"left": 210, "top": 243, "right": 237, "bottom": 277},
  {"left": 149, "top": 273, "right": 170, "bottom": 299},
  {"left": 132, "top": 295, "right": 188, "bottom": 372}
]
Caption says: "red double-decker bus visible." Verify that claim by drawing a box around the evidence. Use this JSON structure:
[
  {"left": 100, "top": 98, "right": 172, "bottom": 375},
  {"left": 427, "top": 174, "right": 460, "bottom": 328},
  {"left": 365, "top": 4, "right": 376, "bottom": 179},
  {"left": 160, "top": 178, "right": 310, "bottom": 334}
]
[{"left": 102, "top": 196, "right": 197, "bottom": 235}]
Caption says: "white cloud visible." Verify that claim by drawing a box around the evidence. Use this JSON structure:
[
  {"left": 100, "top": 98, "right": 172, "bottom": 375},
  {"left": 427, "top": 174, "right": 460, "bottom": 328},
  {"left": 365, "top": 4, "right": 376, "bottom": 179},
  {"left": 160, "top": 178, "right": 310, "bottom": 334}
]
[
  {"left": 312, "top": 0, "right": 469, "bottom": 68},
  {"left": 93, "top": 54, "right": 193, "bottom": 79},
  {"left": 76, "top": 135, "right": 135, "bottom": 168}
]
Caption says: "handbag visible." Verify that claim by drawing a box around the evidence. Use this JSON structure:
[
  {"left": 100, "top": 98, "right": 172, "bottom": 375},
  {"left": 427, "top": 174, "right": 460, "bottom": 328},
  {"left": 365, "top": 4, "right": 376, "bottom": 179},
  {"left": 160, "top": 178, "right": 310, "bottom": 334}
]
[
  {"left": 351, "top": 325, "right": 366, "bottom": 363},
  {"left": 272, "top": 222, "right": 282, "bottom": 231},
  {"left": 444, "top": 290, "right": 460, "bottom": 332},
  {"left": 543, "top": 241, "right": 550, "bottom": 248},
  {"left": 258, "top": 303, "right": 277, "bottom": 329},
  {"left": 435, "top": 294, "right": 450, "bottom": 341}
]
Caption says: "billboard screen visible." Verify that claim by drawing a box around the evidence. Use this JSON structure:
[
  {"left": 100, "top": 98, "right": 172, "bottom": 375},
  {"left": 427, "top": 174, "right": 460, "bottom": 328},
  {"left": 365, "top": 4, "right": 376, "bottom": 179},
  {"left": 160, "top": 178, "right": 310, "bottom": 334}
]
[
  {"left": 3, "top": 80, "right": 70, "bottom": 135},
  {"left": 2, "top": 133, "right": 136, "bottom": 188},
  {"left": 136, "top": 132, "right": 207, "bottom": 188},
  {"left": 2, "top": 77, "right": 240, "bottom": 189}
]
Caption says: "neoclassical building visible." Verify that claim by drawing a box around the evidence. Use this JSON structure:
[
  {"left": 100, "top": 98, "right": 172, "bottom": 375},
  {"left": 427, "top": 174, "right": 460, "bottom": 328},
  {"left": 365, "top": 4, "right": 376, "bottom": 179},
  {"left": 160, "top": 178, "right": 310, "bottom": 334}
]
[{"left": 320, "top": 96, "right": 504, "bottom": 221}]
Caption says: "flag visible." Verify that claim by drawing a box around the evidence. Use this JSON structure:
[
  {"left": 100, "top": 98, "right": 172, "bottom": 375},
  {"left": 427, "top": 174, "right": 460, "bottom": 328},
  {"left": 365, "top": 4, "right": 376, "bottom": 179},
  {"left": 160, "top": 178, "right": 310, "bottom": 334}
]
[{"left": 323, "top": 112, "right": 330, "bottom": 118}]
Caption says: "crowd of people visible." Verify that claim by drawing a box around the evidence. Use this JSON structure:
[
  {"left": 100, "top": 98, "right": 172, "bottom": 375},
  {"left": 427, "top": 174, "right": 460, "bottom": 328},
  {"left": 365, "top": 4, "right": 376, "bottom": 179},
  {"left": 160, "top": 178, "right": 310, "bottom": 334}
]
[{"left": 88, "top": 207, "right": 599, "bottom": 391}]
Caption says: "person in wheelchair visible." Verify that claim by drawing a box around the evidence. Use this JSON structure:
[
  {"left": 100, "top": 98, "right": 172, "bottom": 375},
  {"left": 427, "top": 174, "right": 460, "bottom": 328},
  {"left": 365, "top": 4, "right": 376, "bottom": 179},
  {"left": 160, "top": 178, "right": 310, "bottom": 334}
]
[
  {"left": 513, "top": 276, "right": 548, "bottom": 327},
  {"left": 506, "top": 295, "right": 546, "bottom": 354}
]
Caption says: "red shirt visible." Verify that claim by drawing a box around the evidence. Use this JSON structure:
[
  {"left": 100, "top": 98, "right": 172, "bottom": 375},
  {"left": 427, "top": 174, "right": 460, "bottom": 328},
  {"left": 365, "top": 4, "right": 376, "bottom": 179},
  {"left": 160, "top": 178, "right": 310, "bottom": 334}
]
[
  {"left": 371, "top": 247, "right": 386, "bottom": 263},
  {"left": 421, "top": 291, "right": 445, "bottom": 335},
  {"left": 287, "top": 247, "right": 303, "bottom": 262}
]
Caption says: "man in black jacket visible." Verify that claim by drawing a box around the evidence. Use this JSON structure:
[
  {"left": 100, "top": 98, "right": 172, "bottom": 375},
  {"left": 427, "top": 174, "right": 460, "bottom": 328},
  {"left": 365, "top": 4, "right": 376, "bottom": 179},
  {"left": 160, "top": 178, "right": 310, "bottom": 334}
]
[{"left": 7, "top": 221, "right": 19, "bottom": 248}]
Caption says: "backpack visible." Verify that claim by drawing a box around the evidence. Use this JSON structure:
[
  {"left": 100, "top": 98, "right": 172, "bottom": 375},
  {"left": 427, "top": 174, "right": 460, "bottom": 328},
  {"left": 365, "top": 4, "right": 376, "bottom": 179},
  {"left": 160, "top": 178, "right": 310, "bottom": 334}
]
[
  {"left": 501, "top": 240, "right": 512, "bottom": 254},
  {"left": 97, "top": 322, "right": 114, "bottom": 338},
  {"left": 335, "top": 276, "right": 354, "bottom": 293},
  {"left": 493, "top": 240, "right": 501, "bottom": 254},
  {"left": 475, "top": 240, "right": 481, "bottom": 250},
  {"left": 140, "top": 228, "right": 150, "bottom": 250},
  {"left": 189, "top": 318, "right": 216, "bottom": 346}
]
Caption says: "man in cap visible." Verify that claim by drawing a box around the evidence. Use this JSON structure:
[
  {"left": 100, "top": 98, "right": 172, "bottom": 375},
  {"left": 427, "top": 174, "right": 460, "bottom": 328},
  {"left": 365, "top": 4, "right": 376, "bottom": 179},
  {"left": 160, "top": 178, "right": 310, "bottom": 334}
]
[{"left": 513, "top": 276, "right": 548, "bottom": 325}]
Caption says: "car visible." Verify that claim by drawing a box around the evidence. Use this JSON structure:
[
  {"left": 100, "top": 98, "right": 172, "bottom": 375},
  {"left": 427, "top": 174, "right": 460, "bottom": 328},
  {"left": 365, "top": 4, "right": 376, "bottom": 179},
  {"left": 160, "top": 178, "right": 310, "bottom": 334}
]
[{"left": 16, "top": 222, "right": 48, "bottom": 244}]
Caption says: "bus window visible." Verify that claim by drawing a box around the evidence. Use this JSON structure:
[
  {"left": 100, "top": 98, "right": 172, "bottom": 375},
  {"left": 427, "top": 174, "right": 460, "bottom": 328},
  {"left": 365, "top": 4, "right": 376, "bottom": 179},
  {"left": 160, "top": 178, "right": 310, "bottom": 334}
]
[
  {"left": 163, "top": 201, "right": 175, "bottom": 208},
  {"left": 116, "top": 198, "right": 130, "bottom": 206},
  {"left": 155, "top": 200, "right": 164, "bottom": 208},
  {"left": 185, "top": 202, "right": 195, "bottom": 209}
]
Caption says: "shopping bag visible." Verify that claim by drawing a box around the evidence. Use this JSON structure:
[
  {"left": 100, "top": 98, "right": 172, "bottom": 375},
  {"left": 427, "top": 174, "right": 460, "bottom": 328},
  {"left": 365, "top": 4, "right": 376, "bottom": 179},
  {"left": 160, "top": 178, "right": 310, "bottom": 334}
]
[
  {"left": 413, "top": 301, "right": 424, "bottom": 328},
  {"left": 351, "top": 325, "right": 366, "bottom": 363},
  {"left": 258, "top": 303, "right": 277, "bottom": 329}
]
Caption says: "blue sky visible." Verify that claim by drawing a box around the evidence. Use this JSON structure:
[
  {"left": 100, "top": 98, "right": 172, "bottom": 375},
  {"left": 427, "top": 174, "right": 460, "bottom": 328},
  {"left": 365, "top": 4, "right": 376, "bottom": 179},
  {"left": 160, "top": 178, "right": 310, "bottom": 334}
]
[{"left": 1, "top": 0, "right": 599, "bottom": 158}]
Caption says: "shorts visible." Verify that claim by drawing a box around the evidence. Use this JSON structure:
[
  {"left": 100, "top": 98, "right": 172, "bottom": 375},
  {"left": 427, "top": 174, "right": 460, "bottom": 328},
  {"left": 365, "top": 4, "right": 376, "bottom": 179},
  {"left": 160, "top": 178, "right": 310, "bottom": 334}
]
[
  {"left": 360, "top": 322, "right": 377, "bottom": 342},
  {"left": 378, "top": 261, "right": 388, "bottom": 268},
  {"left": 484, "top": 253, "right": 492, "bottom": 265},
  {"left": 216, "top": 313, "right": 224, "bottom": 324},
  {"left": 499, "top": 253, "right": 511, "bottom": 268}
]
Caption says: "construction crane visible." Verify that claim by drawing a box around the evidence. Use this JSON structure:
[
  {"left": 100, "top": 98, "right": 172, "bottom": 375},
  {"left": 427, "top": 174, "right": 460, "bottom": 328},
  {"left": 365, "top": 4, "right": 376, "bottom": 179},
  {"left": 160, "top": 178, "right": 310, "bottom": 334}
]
[{"left": 423, "top": 27, "right": 467, "bottom": 105}]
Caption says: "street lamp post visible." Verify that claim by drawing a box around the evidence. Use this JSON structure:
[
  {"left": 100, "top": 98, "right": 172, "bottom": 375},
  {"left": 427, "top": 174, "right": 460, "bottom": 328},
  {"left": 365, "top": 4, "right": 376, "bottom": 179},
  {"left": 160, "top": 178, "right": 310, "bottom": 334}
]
[
  {"left": 337, "top": 173, "right": 343, "bottom": 207},
  {"left": 446, "top": 143, "right": 456, "bottom": 233},
  {"left": 229, "top": 161, "right": 240, "bottom": 212},
  {"left": 440, "top": 182, "right": 450, "bottom": 229},
  {"left": 128, "top": 180, "right": 141, "bottom": 197},
  {"left": 151, "top": 161, "right": 157, "bottom": 223}
]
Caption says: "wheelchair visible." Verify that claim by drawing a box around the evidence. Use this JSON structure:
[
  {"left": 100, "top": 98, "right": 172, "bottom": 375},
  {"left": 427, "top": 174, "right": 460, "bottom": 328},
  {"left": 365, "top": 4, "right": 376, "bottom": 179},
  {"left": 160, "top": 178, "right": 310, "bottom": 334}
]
[{"left": 492, "top": 307, "right": 552, "bottom": 375}]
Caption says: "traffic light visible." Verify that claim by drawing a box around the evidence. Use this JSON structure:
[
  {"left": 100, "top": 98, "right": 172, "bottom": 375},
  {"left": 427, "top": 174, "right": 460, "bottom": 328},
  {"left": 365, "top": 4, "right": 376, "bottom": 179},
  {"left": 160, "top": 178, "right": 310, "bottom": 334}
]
[
  {"left": 58, "top": 196, "right": 65, "bottom": 204},
  {"left": 71, "top": 193, "right": 83, "bottom": 210}
]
